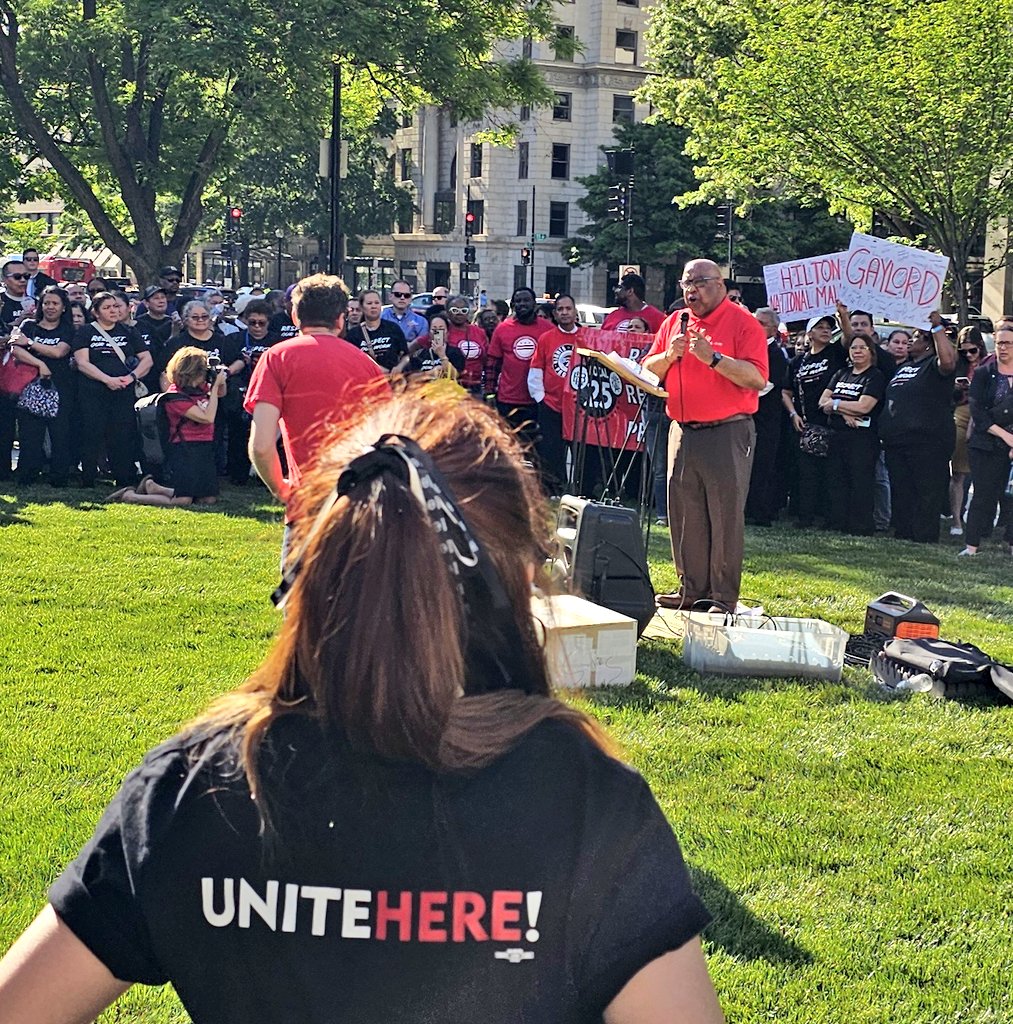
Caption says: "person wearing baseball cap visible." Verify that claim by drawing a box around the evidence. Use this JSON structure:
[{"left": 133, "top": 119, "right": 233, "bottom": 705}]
[
  {"left": 135, "top": 286, "right": 176, "bottom": 391},
  {"left": 157, "top": 266, "right": 183, "bottom": 311}
]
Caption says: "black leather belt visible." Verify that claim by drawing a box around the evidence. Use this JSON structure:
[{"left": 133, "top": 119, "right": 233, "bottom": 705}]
[{"left": 679, "top": 413, "right": 751, "bottom": 430}]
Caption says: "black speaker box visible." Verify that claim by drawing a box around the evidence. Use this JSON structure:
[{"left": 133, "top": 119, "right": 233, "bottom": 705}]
[{"left": 552, "top": 495, "right": 655, "bottom": 636}]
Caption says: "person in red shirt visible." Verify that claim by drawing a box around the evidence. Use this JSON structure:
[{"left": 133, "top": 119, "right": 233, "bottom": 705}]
[
  {"left": 602, "top": 273, "right": 666, "bottom": 334},
  {"left": 643, "top": 260, "right": 767, "bottom": 611},
  {"left": 487, "top": 287, "right": 552, "bottom": 451},
  {"left": 244, "top": 275, "right": 387, "bottom": 556},
  {"left": 445, "top": 295, "right": 489, "bottom": 394},
  {"left": 527, "top": 293, "right": 579, "bottom": 494}
]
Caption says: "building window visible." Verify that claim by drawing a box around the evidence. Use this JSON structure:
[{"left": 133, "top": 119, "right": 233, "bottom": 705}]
[
  {"left": 434, "top": 193, "right": 456, "bottom": 233},
  {"left": 400, "top": 148, "right": 412, "bottom": 181},
  {"left": 517, "top": 200, "right": 528, "bottom": 237},
  {"left": 545, "top": 267, "right": 572, "bottom": 297},
  {"left": 613, "top": 94, "right": 635, "bottom": 124},
  {"left": 615, "top": 30, "right": 637, "bottom": 65},
  {"left": 554, "top": 25, "right": 574, "bottom": 59},
  {"left": 549, "top": 201, "right": 569, "bottom": 238},
  {"left": 449, "top": 154, "right": 457, "bottom": 191},
  {"left": 551, "top": 143, "right": 570, "bottom": 180},
  {"left": 466, "top": 198, "right": 485, "bottom": 234},
  {"left": 522, "top": 36, "right": 532, "bottom": 59},
  {"left": 553, "top": 92, "right": 572, "bottom": 121},
  {"left": 470, "top": 142, "right": 483, "bottom": 178},
  {"left": 397, "top": 206, "right": 414, "bottom": 234},
  {"left": 514, "top": 265, "right": 529, "bottom": 291},
  {"left": 617, "top": 0, "right": 639, "bottom": 6},
  {"left": 519, "top": 142, "right": 529, "bottom": 179},
  {"left": 401, "top": 112, "right": 413, "bottom": 128},
  {"left": 519, "top": 104, "right": 530, "bottom": 122}
]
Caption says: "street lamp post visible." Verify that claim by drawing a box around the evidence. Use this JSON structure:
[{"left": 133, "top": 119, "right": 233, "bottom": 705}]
[{"left": 275, "top": 228, "right": 285, "bottom": 290}]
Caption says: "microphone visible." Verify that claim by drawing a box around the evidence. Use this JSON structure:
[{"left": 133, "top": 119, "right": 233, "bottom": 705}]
[{"left": 677, "top": 311, "right": 689, "bottom": 361}]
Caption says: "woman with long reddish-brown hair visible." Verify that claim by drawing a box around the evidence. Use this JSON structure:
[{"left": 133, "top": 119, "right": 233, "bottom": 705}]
[{"left": 0, "top": 393, "right": 722, "bottom": 1024}]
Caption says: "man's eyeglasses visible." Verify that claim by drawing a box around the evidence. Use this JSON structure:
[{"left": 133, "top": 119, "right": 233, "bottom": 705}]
[
  {"left": 246, "top": 318, "right": 268, "bottom": 327},
  {"left": 448, "top": 306, "right": 469, "bottom": 315},
  {"left": 680, "top": 276, "right": 719, "bottom": 288},
  {"left": 996, "top": 338, "right": 1013, "bottom": 345},
  {"left": 5, "top": 273, "right": 29, "bottom": 281},
  {"left": 392, "top": 291, "right": 412, "bottom": 299}
]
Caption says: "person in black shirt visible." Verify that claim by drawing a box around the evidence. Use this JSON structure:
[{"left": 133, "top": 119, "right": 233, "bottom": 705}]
[
  {"left": 268, "top": 287, "right": 300, "bottom": 342},
  {"left": 0, "top": 394, "right": 722, "bottom": 1024},
  {"left": 71, "top": 292, "right": 152, "bottom": 488},
  {"left": 782, "top": 312, "right": 847, "bottom": 527},
  {"left": 9, "top": 286, "right": 76, "bottom": 486},
  {"left": 746, "top": 307, "right": 790, "bottom": 526},
  {"left": 134, "top": 286, "right": 176, "bottom": 392},
  {"left": 227, "top": 300, "right": 278, "bottom": 484},
  {"left": 878, "top": 311, "right": 957, "bottom": 542},
  {"left": 818, "top": 334, "right": 887, "bottom": 535},
  {"left": 345, "top": 289, "right": 409, "bottom": 373}
]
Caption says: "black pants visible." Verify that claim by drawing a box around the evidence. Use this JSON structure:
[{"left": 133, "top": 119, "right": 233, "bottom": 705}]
[
  {"left": 885, "top": 440, "right": 950, "bottom": 543},
  {"left": 496, "top": 401, "right": 539, "bottom": 459},
  {"left": 16, "top": 383, "right": 73, "bottom": 485},
  {"left": 796, "top": 447, "right": 832, "bottom": 525},
  {"left": 225, "top": 409, "right": 252, "bottom": 484},
  {"left": 535, "top": 403, "right": 568, "bottom": 496},
  {"left": 827, "top": 429, "right": 878, "bottom": 535},
  {"left": 0, "top": 394, "right": 15, "bottom": 480},
  {"left": 78, "top": 383, "right": 139, "bottom": 487},
  {"left": 966, "top": 447, "right": 1013, "bottom": 547},
  {"left": 746, "top": 410, "right": 783, "bottom": 524}
]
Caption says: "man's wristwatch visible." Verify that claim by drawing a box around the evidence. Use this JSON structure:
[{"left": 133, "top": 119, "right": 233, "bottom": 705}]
[{"left": 709, "top": 351, "right": 724, "bottom": 369}]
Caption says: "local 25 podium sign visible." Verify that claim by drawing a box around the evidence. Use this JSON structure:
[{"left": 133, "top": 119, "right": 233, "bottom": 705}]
[{"left": 561, "top": 329, "right": 656, "bottom": 451}]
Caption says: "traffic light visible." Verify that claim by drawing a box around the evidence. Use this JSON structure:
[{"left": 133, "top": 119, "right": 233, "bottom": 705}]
[
  {"left": 607, "top": 184, "right": 627, "bottom": 222},
  {"left": 227, "top": 206, "right": 243, "bottom": 235},
  {"left": 520, "top": 247, "right": 532, "bottom": 265},
  {"left": 715, "top": 203, "right": 731, "bottom": 238},
  {"left": 465, "top": 210, "right": 477, "bottom": 238},
  {"left": 463, "top": 244, "right": 476, "bottom": 264}
]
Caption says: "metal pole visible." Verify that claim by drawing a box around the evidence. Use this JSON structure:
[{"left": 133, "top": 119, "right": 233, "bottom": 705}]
[
  {"left": 727, "top": 201, "right": 734, "bottom": 274},
  {"left": 530, "top": 184, "right": 536, "bottom": 291},
  {"left": 329, "top": 60, "right": 342, "bottom": 275},
  {"left": 626, "top": 176, "right": 634, "bottom": 265},
  {"left": 276, "top": 236, "right": 283, "bottom": 289}
]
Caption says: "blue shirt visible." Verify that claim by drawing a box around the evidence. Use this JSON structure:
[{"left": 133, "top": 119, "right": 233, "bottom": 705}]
[{"left": 382, "top": 306, "right": 428, "bottom": 342}]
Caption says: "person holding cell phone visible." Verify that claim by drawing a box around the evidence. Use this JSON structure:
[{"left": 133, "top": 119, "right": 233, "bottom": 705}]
[
  {"left": 818, "top": 333, "right": 886, "bottom": 535},
  {"left": 407, "top": 312, "right": 465, "bottom": 381}
]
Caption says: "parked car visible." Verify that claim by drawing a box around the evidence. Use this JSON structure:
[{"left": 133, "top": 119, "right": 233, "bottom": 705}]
[{"left": 575, "top": 304, "right": 615, "bottom": 329}]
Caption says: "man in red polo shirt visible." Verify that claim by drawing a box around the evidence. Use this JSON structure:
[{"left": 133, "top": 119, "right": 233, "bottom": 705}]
[
  {"left": 643, "top": 259, "right": 767, "bottom": 610},
  {"left": 602, "top": 272, "right": 666, "bottom": 334},
  {"left": 245, "top": 274, "right": 387, "bottom": 553}
]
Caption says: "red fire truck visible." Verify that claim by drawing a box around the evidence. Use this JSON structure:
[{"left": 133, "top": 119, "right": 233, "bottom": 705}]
[{"left": 38, "top": 256, "right": 95, "bottom": 284}]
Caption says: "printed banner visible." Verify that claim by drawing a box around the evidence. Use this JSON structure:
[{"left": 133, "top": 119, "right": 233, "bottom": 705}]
[
  {"left": 561, "top": 329, "right": 656, "bottom": 451},
  {"left": 762, "top": 251, "right": 848, "bottom": 321},
  {"left": 837, "top": 232, "right": 949, "bottom": 327}
]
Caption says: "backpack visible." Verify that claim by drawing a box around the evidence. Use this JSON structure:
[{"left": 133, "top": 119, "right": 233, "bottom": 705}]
[
  {"left": 134, "top": 392, "right": 192, "bottom": 467},
  {"left": 872, "top": 637, "right": 1008, "bottom": 700}
]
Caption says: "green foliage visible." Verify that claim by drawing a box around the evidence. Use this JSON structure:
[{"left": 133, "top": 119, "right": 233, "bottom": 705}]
[
  {"left": 564, "top": 121, "right": 854, "bottom": 279},
  {"left": 644, "top": 0, "right": 1013, "bottom": 314},
  {"left": 0, "top": 0, "right": 562, "bottom": 279},
  {"left": 0, "top": 215, "right": 48, "bottom": 253},
  {"left": 1, "top": 489, "right": 1012, "bottom": 1022}
]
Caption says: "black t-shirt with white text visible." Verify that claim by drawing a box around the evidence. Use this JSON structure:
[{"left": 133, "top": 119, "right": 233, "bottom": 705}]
[
  {"left": 878, "top": 355, "right": 956, "bottom": 447},
  {"left": 269, "top": 312, "right": 299, "bottom": 342},
  {"left": 21, "top": 320, "right": 75, "bottom": 388},
  {"left": 72, "top": 322, "right": 147, "bottom": 382},
  {"left": 162, "top": 330, "right": 245, "bottom": 373},
  {"left": 49, "top": 717, "right": 709, "bottom": 1024},
  {"left": 346, "top": 321, "right": 409, "bottom": 372},
  {"left": 788, "top": 344, "right": 847, "bottom": 426},
  {"left": 825, "top": 366, "right": 886, "bottom": 431},
  {"left": 409, "top": 342, "right": 466, "bottom": 376},
  {"left": 134, "top": 313, "right": 175, "bottom": 385}
]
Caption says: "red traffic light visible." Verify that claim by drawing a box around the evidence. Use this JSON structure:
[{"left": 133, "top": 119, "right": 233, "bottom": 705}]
[
  {"left": 230, "top": 207, "right": 243, "bottom": 219},
  {"left": 465, "top": 211, "right": 476, "bottom": 223}
]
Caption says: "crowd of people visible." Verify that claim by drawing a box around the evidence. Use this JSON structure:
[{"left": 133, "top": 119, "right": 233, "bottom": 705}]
[{"left": 1, "top": 255, "right": 1011, "bottom": 561}]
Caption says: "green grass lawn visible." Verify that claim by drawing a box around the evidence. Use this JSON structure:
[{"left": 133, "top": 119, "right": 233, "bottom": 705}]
[{"left": 2, "top": 484, "right": 1012, "bottom": 1022}]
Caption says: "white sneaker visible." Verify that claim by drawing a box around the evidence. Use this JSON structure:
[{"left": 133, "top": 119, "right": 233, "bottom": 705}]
[
  {"left": 950, "top": 526, "right": 964, "bottom": 536},
  {"left": 957, "top": 547, "right": 977, "bottom": 557}
]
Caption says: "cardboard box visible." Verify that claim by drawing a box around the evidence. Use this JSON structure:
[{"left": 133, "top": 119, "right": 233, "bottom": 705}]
[{"left": 532, "top": 593, "right": 637, "bottom": 688}]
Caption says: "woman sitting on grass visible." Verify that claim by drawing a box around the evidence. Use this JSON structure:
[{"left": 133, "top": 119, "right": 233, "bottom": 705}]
[
  {"left": 0, "top": 392, "right": 722, "bottom": 1024},
  {"left": 108, "top": 346, "right": 226, "bottom": 507}
]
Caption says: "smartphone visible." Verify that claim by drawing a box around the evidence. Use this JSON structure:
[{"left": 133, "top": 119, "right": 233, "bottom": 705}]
[{"left": 955, "top": 376, "right": 970, "bottom": 387}]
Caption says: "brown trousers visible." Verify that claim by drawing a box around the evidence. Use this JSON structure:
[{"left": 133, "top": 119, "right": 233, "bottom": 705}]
[{"left": 667, "top": 418, "right": 755, "bottom": 607}]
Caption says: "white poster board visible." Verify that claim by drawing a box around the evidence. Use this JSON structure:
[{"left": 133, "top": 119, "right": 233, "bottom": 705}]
[
  {"left": 837, "top": 232, "right": 949, "bottom": 328},
  {"left": 763, "top": 251, "right": 848, "bottom": 322}
]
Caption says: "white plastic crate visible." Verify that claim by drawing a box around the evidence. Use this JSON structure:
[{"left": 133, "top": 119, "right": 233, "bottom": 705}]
[
  {"left": 682, "top": 612, "right": 848, "bottom": 681},
  {"left": 532, "top": 593, "right": 637, "bottom": 688}
]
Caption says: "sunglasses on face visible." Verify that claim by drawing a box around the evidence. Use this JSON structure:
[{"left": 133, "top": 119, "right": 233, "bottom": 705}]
[
  {"left": 246, "top": 318, "right": 268, "bottom": 327},
  {"left": 448, "top": 306, "right": 469, "bottom": 315},
  {"left": 6, "top": 273, "right": 29, "bottom": 281},
  {"left": 393, "top": 291, "right": 412, "bottom": 299},
  {"left": 189, "top": 314, "right": 211, "bottom": 321},
  {"left": 960, "top": 348, "right": 979, "bottom": 355}
]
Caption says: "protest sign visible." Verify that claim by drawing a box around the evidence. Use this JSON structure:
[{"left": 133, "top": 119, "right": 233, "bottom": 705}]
[
  {"left": 837, "top": 233, "right": 948, "bottom": 327},
  {"left": 561, "top": 329, "right": 655, "bottom": 452},
  {"left": 763, "top": 251, "right": 848, "bottom": 321}
]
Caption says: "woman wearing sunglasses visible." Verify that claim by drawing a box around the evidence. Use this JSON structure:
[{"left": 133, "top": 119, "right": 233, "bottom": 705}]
[{"left": 948, "top": 327, "right": 986, "bottom": 535}]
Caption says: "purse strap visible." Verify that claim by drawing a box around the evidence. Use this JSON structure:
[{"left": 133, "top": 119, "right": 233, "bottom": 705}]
[{"left": 360, "top": 324, "right": 376, "bottom": 360}]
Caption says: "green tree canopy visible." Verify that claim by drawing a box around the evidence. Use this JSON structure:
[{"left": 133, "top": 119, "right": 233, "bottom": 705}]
[
  {"left": 0, "top": 0, "right": 559, "bottom": 281},
  {"left": 644, "top": 0, "right": 1013, "bottom": 316}
]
